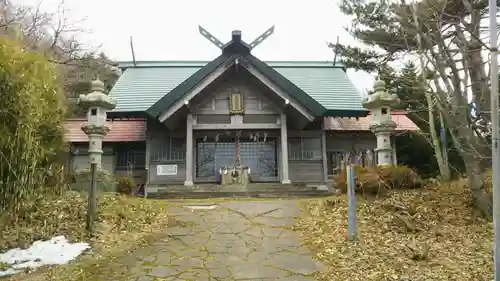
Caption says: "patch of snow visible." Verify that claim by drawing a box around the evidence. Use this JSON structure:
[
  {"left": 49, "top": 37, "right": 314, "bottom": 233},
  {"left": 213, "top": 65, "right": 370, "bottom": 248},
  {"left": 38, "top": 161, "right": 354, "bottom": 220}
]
[{"left": 0, "top": 235, "right": 90, "bottom": 277}]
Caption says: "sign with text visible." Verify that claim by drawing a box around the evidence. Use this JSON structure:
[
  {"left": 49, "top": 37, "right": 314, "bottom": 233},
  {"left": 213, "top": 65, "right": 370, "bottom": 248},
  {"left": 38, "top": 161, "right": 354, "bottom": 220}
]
[{"left": 157, "top": 164, "right": 177, "bottom": 176}]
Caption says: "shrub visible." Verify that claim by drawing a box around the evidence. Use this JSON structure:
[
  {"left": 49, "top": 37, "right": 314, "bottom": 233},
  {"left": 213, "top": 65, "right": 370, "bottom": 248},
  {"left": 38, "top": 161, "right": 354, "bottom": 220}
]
[
  {"left": 0, "top": 191, "right": 172, "bottom": 252},
  {"left": 0, "top": 37, "right": 68, "bottom": 213},
  {"left": 71, "top": 168, "right": 116, "bottom": 192},
  {"left": 333, "top": 165, "right": 421, "bottom": 195},
  {"left": 117, "top": 177, "right": 135, "bottom": 195}
]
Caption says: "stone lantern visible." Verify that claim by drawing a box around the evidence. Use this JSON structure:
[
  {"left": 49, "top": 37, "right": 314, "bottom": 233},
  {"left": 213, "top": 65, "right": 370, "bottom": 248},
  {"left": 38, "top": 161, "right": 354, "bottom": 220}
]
[
  {"left": 77, "top": 79, "right": 117, "bottom": 169},
  {"left": 361, "top": 80, "right": 400, "bottom": 165}
]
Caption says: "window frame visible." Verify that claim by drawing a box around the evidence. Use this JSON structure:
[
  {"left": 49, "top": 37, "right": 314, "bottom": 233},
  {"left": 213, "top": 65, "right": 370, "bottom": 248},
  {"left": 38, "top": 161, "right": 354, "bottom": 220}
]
[
  {"left": 288, "top": 137, "right": 322, "bottom": 161},
  {"left": 151, "top": 136, "right": 186, "bottom": 162},
  {"left": 116, "top": 149, "right": 146, "bottom": 169}
]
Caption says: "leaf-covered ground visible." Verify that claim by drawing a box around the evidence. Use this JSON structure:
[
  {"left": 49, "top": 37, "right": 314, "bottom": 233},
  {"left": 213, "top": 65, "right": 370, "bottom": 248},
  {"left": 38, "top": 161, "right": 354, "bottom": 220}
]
[
  {"left": 295, "top": 180, "right": 492, "bottom": 281},
  {"left": 0, "top": 191, "right": 176, "bottom": 281}
]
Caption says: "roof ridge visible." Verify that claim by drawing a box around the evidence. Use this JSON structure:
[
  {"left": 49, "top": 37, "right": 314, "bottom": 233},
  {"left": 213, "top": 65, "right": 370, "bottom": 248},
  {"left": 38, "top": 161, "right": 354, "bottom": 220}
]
[
  {"left": 118, "top": 60, "right": 340, "bottom": 63},
  {"left": 118, "top": 60, "right": 345, "bottom": 69}
]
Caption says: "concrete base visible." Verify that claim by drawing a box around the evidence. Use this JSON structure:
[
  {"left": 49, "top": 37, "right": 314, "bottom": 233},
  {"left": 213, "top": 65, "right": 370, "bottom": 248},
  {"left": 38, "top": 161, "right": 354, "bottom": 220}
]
[
  {"left": 184, "top": 180, "right": 194, "bottom": 186},
  {"left": 281, "top": 180, "right": 291, "bottom": 184}
]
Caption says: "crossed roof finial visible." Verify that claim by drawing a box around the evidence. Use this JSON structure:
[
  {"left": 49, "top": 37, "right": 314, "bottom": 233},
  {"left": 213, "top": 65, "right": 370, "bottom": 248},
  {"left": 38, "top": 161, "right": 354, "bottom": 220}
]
[{"left": 198, "top": 25, "right": 275, "bottom": 51}]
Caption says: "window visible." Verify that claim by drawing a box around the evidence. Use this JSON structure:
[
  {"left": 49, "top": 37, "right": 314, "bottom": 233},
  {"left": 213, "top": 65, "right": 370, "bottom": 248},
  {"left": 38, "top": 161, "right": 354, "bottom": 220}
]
[
  {"left": 151, "top": 136, "right": 186, "bottom": 161},
  {"left": 327, "top": 151, "right": 344, "bottom": 175},
  {"left": 288, "top": 137, "right": 322, "bottom": 161},
  {"left": 326, "top": 149, "right": 377, "bottom": 175},
  {"left": 169, "top": 138, "right": 186, "bottom": 161},
  {"left": 117, "top": 150, "right": 145, "bottom": 169},
  {"left": 288, "top": 138, "right": 302, "bottom": 160}
]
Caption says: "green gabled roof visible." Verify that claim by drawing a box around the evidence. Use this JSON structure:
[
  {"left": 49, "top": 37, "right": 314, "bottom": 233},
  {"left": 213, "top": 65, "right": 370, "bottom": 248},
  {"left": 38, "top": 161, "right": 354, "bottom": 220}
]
[
  {"left": 110, "top": 59, "right": 367, "bottom": 117},
  {"left": 245, "top": 55, "right": 325, "bottom": 116},
  {"left": 109, "top": 64, "right": 200, "bottom": 113},
  {"left": 147, "top": 55, "right": 229, "bottom": 118},
  {"left": 274, "top": 65, "right": 365, "bottom": 115}
]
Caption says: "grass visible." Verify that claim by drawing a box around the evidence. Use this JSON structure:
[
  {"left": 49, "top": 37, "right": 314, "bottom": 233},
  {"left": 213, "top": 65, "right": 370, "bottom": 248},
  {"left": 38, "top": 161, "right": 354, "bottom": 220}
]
[
  {"left": 295, "top": 179, "right": 493, "bottom": 281},
  {"left": 0, "top": 191, "right": 177, "bottom": 281}
]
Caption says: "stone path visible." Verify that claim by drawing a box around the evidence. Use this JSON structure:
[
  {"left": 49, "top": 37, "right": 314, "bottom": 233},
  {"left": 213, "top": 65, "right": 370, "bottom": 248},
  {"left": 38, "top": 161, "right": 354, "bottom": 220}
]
[{"left": 119, "top": 200, "right": 324, "bottom": 281}]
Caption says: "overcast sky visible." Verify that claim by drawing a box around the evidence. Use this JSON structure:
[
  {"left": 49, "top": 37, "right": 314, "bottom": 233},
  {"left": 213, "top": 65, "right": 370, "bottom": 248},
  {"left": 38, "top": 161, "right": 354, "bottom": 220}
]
[{"left": 18, "top": 0, "right": 375, "bottom": 94}]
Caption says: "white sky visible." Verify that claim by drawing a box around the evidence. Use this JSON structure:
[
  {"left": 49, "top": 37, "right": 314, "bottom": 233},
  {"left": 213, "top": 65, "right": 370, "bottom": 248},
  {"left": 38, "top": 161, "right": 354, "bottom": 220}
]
[{"left": 17, "top": 0, "right": 375, "bottom": 94}]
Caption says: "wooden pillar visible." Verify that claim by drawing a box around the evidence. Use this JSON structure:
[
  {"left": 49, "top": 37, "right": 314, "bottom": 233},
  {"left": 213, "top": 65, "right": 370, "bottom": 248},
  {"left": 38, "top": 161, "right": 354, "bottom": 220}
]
[
  {"left": 184, "top": 114, "right": 194, "bottom": 186},
  {"left": 321, "top": 130, "right": 328, "bottom": 182},
  {"left": 144, "top": 125, "right": 151, "bottom": 197},
  {"left": 280, "top": 113, "right": 291, "bottom": 184}
]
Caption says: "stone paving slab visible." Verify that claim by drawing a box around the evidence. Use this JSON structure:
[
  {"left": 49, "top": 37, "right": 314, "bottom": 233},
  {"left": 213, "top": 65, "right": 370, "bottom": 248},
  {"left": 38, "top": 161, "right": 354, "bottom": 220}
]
[{"left": 111, "top": 200, "right": 324, "bottom": 280}]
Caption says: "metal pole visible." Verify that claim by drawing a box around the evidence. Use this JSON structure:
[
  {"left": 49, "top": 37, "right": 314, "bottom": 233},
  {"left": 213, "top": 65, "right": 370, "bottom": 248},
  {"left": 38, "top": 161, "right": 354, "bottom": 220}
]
[
  {"left": 347, "top": 164, "right": 357, "bottom": 241},
  {"left": 86, "top": 163, "right": 97, "bottom": 235},
  {"left": 490, "top": 0, "right": 500, "bottom": 278}
]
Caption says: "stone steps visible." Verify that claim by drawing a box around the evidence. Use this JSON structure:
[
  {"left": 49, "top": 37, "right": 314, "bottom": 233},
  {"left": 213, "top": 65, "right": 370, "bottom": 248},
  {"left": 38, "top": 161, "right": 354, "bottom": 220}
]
[{"left": 145, "top": 183, "right": 332, "bottom": 199}]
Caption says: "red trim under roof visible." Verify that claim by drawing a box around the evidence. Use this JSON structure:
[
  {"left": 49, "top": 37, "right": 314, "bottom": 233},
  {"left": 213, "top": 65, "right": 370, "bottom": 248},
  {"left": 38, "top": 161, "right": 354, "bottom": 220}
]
[
  {"left": 64, "top": 119, "right": 146, "bottom": 142},
  {"left": 323, "top": 110, "right": 419, "bottom": 131},
  {"left": 64, "top": 111, "right": 418, "bottom": 143}
]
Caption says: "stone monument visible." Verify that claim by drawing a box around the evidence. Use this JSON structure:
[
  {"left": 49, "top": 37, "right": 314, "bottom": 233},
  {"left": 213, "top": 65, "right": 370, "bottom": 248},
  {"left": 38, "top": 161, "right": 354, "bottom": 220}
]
[{"left": 361, "top": 80, "right": 400, "bottom": 165}]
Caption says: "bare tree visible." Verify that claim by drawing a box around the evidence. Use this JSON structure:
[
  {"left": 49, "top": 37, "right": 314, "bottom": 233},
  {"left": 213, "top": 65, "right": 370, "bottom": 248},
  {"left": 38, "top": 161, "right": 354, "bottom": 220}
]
[
  {"left": 1, "top": 0, "right": 86, "bottom": 63},
  {"left": 398, "top": 0, "right": 493, "bottom": 216},
  {"left": 335, "top": 0, "right": 495, "bottom": 216},
  {"left": 335, "top": 0, "right": 456, "bottom": 181},
  {"left": 1, "top": 0, "right": 120, "bottom": 116}
]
